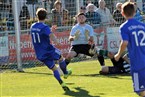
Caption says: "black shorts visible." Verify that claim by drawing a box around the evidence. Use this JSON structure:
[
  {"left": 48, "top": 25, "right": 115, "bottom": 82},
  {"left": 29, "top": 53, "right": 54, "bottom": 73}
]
[
  {"left": 108, "top": 63, "right": 130, "bottom": 74},
  {"left": 108, "top": 66, "right": 123, "bottom": 74},
  {"left": 70, "top": 44, "right": 94, "bottom": 57}
]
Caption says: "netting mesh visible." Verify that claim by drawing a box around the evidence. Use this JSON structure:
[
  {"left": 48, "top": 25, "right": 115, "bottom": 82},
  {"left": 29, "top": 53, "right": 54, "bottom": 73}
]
[{"left": 0, "top": 0, "right": 145, "bottom": 70}]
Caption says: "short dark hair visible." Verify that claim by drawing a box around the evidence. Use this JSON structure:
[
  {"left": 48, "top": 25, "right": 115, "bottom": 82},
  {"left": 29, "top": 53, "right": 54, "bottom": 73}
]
[
  {"left": 76, "top": 13, "right": 86, "bottom": 17},
  {"left": 36, "top": 8, "right": 47, "bottom": 20},
  {"left": 122, "top": 2, "right": 135, "bottom": 17}
]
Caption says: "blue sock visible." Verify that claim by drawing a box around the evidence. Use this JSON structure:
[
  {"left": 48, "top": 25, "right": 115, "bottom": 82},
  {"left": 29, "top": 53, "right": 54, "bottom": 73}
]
[
  {"left": 53, "top": 70, "right": 63, "bottom": 84},
  {"left": 59, "top": 59, "right": 68, "bottom": 74}
]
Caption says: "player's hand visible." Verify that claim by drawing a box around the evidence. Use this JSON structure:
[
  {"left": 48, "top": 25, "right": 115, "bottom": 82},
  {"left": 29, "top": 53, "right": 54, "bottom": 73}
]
[
  {"left": 85, "top": 29, "right": 89, "bottom": 40},
  {"left": 74, "top": 30, "right": 80, "bottom": 39},
  {"left": 51, "top": 25, "right": 57, "bottom": 32},
  {"left": 69, "top": 37, "right": 75, "bottom": 41},
  {"left": 88, "top": 36, "right": 94, "bottom": 44},
  {"left": 114, "top": 53, "right": 120, "bottom": 61}
]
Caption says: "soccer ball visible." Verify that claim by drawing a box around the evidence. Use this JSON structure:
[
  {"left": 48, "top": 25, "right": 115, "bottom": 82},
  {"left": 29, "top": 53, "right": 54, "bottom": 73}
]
[{"left": 57, "top": 65, "right": 64, "bottom": 76}]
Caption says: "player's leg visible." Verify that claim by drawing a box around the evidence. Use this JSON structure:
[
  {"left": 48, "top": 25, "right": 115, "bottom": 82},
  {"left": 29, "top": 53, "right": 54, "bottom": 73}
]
[
  {"left": 97, "top": 49, "right": 109, "bottom": 67},
  {"left": 109, "top": 54, "right": 124, "bottom": 67},
  {"left": 51, "top": 65, "right": 70, "bottom": 91},
  {"left": 58, "top": 55, "right": 72, "bottom": 79},
  {"left": 132, "top": 69, "right": 145, "bottom": 97},
  {"left": 99, "top": 66, "right": 122, "bottom": 75},
  {"left": 53, "top": 48, "right": 72, "bottom": 79},
  {"left": 58, "top": 55, "right": 68, "bottom": 74},
  {"left": 122, "top": 53, "right": 130, "bottom": 64},
  {"left": 43, "top": 60, "right": 69, "bottom": 91},
  {"left": 65, "top": 46, "right": 78, "bottom": 65},
  {"left": 97, "top": 55, "right": 105, "bottom": 66}
]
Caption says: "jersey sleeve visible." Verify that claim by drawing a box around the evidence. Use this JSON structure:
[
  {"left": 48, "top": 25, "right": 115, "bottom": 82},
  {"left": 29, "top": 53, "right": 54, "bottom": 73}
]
[
  {"left": 43, "top": 26, "right": 52, "bottom": 36},
  {"left": 120, "top": 26, "right": 129, "bottom": 41},
  {"left": 70, "top": 26, "right": 76, "bottom": 36}
]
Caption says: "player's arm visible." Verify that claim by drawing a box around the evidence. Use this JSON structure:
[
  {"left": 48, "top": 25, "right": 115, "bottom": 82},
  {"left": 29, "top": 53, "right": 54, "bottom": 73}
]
[
  {"left": 49, "top": 33, "right": 59, "bottom": 45},
  {"left": 114, "top": 40, "right": 128, "bottom": 61},
  {"left": 49, "top": 25, "right": 59, "bottom": 45},
  {"left": 69, "top": 26, "right": 77, "bottom": 41}
]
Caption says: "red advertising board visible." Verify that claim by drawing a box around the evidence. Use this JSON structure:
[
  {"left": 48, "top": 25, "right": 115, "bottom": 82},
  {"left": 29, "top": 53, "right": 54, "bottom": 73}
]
[{"left": 8, "top": 27, "right": 106, "bottom": 62}]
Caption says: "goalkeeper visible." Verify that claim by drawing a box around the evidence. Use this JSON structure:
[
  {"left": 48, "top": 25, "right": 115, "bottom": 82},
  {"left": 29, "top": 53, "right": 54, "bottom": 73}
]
[{"left": 65, "top": 13, "right": 97, "bottom": 65}]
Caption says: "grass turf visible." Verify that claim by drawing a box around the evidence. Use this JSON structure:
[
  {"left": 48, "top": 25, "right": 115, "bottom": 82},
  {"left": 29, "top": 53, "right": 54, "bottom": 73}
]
[{"left": 0, "top": 59, "right": 138, "bottom": 97}]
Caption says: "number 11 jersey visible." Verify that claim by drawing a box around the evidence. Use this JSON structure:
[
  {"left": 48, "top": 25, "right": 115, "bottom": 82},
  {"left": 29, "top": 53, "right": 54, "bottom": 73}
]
[{"left": 30, "top": 22, "right": 55, "bottom": 61}]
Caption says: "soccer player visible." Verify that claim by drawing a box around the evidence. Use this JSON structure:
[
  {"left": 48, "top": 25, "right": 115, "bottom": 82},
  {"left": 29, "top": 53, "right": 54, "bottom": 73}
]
[
  {"left": 65, "top": 13, "right": 96, "bottom": 65},
  {"left": 114, "top": 2, "right": 145, "bottom": 96},
  {"left": 99, "top": 53, "right": 130, "bottom": 75},
  {"left": 30, "top": 8, "right": 71, "bottom": 91}
]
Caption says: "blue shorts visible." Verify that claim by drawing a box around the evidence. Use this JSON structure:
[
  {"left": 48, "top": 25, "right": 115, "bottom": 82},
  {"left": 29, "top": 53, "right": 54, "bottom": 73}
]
[
  {"left": 131, "top": 68, "right": 145, "bottom": 94},
  {"left": 42, "top": 49, "right": 61, "bottom": 69}
]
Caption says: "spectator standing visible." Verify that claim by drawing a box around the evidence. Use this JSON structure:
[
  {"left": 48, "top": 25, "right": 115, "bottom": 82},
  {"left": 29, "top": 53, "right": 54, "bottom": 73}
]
[
  {"left": 86, "top": 0, "right": 98, "bottom": 10},
  {"left": 62, "top": 9, "right": 70, "bottom": 26},
  {"left": 96, "top": 0, "right": 116, "bottom": 25},
  {"left": 113, "top": 3, "right": 125, "bottom": 25},
  {"left": 19, "top": 5, "right": 30, "bottom": 30},
  {"left": 51, "top": 0, "right": 69, "bottom": 26},
  {"left": 80, "top": 6, "right": 87, "bottom": 14},
  {"left": 86, "top": 3, "right": 101, "bottom": 25},
  {"left": 133, "top": 2, "right": 145, "bottom": 22}
]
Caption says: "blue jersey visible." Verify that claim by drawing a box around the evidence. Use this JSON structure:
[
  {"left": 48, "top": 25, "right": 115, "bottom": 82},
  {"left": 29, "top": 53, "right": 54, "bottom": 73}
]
[
  {"left": 30, "top": 22, "right": 55, "bottom": 61},
  {"left": 120, "top": 18, "right": 145, "bottom": 71}
]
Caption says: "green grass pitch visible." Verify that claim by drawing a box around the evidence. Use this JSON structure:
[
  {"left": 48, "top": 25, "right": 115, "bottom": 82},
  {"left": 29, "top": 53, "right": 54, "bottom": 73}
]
[{"left": 0, "top": 59, "right": 138, "bottom": 97}]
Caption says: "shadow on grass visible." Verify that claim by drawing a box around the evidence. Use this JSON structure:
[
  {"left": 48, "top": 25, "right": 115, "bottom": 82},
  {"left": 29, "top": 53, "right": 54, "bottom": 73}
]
[
  {"left": 72, "top": 73, "right": 131, "bottom": 80},
  {"left": 22, "top": 71, "right": 130, "bottom": 80},
  {"left": 22, "top": 71, "right": 52, "bottom": 75},
  {"left": 64, "top": 87, "right": 101, "bottom": 97}
]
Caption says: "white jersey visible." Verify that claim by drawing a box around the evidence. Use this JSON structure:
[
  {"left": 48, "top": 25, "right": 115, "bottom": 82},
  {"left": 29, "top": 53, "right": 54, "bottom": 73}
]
[{"left": 70, "top": 23, "right": 94, "bottom": 45}]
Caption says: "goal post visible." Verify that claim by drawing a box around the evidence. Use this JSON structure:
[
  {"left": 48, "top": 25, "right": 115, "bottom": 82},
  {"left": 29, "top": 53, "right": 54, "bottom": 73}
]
[{"left": 12, "top": 0, "right": 23, "bottom": 72}]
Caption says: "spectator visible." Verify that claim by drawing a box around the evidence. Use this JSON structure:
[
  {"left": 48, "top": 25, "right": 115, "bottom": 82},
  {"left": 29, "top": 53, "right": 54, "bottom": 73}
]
[
  {"left": 80, "top": 6, "right": 87, "bottom": 14},
  {"left": 73, "top": 6, "right": 87, "bottom": 25},
  {"left": 113, "top": 3, "right": 125, "bottom": 25},
  {"left": 51, "top": 0, "right": 69, "bottom": 26},
  {"left": 133, "top": 2, "right": 145, "bottom": 22},
  {"left": 7, "top": 5, "right": 14, "bottom": 31},
  {"left": 62, "top": 9, "right": 70, "bottom": 26},
  {"left": 19, "top": 5, "right": 30, "bottom": 30},
  {"left": 19, "top": 5, "right": 30, "bottom": 19},
  {"left": 96, "top": 0, "right": 116, "bottom": 26},
  {"left": 86, "top": 0, "right": 98, "bottom": 10},
  {"left": 86, "top": 3, "right": 101, "bottom": 25}
]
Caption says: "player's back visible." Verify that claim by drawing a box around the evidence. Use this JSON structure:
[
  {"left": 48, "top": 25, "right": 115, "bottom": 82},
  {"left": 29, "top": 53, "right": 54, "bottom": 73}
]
[
  {"left": 120, "top": 18, "right": 145, "bottom": 71},
  {"left": 30, "top": 22, "right": 55, "bottom": 61}
]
